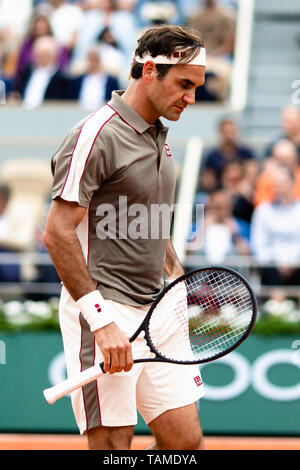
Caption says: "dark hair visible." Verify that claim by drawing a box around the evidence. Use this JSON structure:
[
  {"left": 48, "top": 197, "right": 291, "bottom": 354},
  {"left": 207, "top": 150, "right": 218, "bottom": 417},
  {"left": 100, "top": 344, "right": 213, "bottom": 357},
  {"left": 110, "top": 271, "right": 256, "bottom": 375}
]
[{"left": 130, "top": 25, "right": 204, "bottom": 80}]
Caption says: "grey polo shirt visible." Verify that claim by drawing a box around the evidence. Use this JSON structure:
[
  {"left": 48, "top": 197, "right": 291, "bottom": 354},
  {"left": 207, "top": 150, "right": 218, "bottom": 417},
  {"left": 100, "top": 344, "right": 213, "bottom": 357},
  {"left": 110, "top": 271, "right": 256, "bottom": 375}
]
[{"left": 51, "top": 90, "right": 177, "bottom": 306}]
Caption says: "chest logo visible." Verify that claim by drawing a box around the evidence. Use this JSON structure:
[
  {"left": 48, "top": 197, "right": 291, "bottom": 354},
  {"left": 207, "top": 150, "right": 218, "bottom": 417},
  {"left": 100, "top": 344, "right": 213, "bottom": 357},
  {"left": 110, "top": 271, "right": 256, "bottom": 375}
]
[{"left": 164, "top": 143, "right": 172, "bottom": 157}]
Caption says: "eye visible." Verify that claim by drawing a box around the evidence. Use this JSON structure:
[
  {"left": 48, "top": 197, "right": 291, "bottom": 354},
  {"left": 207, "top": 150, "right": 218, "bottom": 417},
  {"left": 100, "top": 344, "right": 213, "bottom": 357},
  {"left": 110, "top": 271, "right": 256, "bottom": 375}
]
[{"left": 180, "top": 82, "right": 189, "bottom": 90}]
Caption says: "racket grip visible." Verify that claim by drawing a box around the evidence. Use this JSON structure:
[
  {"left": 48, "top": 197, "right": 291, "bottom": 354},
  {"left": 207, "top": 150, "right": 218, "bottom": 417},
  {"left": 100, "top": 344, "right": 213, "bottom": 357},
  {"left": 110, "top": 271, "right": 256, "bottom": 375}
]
[{"left": 43, "top": 363, "right": 104, "bottom": 405}]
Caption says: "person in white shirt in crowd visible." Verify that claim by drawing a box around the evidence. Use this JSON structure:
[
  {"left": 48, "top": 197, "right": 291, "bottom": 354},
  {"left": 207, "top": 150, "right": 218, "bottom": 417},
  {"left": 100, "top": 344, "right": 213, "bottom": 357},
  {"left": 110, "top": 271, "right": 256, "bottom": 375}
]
[
  {"left": 0, "top": 0, "right": 33, "bottom": 40},
  {"left": 187, "top": 189, "right": 250, "bottom": 263},
  {"left": 250, "top": 166, "right": 300, "bottom": 289},
  {"left": 68, "top": 44, "right": 119, "bottom": 110},
  {"left": 47, "top": 0, "right": 84, "bottom": 53},
  {"left": 12, "top": 35, "right": 69, "bottom": 109},
  {"left": 70, "top": 0, "right": 137, "bottom": 85}
]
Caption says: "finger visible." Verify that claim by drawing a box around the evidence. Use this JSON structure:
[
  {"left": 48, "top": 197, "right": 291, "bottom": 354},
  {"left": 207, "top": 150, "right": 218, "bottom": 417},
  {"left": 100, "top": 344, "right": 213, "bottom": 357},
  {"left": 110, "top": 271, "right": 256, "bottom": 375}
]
[
  {"left": 117, "top": 349, "right": 126, "bottom": 373},
  {"left": 124, "top": 344, "right": 134, "bottom": 372},
  {"left": 109, "top": 348, "right": 119, "bottom": 374},
  {"left": 102, "top": 350, "right": 111, "bottom": 373}
]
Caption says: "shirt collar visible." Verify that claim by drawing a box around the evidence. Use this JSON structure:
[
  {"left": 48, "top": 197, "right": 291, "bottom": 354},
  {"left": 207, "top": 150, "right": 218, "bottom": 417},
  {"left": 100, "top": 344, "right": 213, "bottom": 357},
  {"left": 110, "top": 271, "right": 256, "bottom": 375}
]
[{"left": 108, "top": 90, "right": 168, "bottom": 135}]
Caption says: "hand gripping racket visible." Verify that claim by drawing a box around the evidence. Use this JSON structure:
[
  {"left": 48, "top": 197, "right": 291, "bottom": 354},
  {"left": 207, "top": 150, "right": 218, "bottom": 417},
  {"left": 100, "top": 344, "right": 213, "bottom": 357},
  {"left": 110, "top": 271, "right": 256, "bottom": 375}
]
[{"left": 43, "top": 266, "right": 257, "bottom": 404}]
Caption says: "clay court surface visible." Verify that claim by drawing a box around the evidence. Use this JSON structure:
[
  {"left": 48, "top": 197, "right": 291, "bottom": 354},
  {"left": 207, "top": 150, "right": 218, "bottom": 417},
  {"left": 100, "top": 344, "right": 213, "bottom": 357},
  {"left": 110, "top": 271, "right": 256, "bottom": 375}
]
[{"left": 0, "top": 434, "right": 299, "bottom": 450}]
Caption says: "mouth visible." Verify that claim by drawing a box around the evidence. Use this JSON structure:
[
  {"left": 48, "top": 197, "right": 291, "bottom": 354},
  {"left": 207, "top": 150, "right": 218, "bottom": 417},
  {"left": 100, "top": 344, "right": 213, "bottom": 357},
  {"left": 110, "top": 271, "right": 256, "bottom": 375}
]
[{"left": 174, "top": 105, "right": 185, "bottom": 112}]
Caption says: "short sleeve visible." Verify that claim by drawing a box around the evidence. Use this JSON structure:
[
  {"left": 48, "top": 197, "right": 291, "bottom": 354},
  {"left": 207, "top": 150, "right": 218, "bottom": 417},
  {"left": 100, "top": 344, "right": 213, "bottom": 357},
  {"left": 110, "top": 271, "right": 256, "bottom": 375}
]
[{"left": 51, "top": 106, "right": 116, "bottom": 207}]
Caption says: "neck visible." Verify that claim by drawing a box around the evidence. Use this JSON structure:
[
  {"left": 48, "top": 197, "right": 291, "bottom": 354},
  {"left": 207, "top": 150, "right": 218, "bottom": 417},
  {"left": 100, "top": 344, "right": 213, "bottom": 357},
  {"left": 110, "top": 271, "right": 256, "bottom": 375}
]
[{"left": 121, "top": 80, "right": 159, "bottom": 125}]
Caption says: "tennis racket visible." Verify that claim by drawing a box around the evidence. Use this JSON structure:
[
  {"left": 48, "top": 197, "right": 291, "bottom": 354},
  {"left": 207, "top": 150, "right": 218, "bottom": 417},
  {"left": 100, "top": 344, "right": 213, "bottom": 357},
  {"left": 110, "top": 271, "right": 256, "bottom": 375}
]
[{"left": 43, "top": 266, "right": 257, "bottom": 404}]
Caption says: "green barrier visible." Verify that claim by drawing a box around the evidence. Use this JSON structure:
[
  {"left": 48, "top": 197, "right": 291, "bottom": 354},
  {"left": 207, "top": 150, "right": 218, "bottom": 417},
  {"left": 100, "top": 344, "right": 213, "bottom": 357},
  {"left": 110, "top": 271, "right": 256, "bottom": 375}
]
[{"left": 0, "top": 331, "right": 299, "bottom": 435}]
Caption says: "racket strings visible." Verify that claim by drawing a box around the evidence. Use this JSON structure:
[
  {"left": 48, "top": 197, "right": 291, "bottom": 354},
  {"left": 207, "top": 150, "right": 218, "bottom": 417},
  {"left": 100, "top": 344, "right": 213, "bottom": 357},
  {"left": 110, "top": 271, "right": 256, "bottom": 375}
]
[
  {"left": 187, "top": 271, "right": 252, "bottom": 359},
  {"left": 148, "top": 269, "right": 255, "bottom": 363}
]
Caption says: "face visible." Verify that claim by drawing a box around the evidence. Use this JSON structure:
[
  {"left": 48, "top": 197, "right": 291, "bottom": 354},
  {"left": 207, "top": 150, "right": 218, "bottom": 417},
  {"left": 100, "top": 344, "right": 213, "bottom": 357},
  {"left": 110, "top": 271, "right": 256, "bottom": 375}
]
[
  {"left": 221, "top": 121, "right": 238, "bottom": 142},
  {"left": 222, "top": 163, "right": 243, "bottom": 187},
  {"left": 273, "top": 170, "right": 294, "bottom": 201},
  {"left": 87, "top": 50, "right": 101, "bottom": 73},
  {"left": 33, "top": 38, "right": 58, "bottom": 67},
  {"left": 281, "top": 108, "right": 300, "bottom": 137},
  {"left": 145, "top": 63, "right": 206, "bottom": 122},
  {"left": 33, "top": 17, "right": 51, "bottom": 37},
  {"left": 208, "top": 192, "right": 232, "bottom": 221}
]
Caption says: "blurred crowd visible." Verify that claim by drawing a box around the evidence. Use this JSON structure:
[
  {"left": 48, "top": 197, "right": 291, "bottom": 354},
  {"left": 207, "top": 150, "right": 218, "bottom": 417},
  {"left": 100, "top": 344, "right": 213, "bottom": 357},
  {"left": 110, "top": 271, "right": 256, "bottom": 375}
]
[
  {"left": 1, "top": 1, "right": 299, "bottom": 315},
  {"left": 187, "top": 105, "right": 300, "bottom": 311},
  {"left": 0, "top": 0, "right": 237, "bottom": 109}
]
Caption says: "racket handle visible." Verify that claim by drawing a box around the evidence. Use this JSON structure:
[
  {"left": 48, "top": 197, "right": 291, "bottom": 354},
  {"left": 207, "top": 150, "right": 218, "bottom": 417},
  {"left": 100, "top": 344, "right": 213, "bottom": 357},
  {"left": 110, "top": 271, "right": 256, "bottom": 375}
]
[{"left": 43, "top": 363, "right": 104, "bottom": 405}]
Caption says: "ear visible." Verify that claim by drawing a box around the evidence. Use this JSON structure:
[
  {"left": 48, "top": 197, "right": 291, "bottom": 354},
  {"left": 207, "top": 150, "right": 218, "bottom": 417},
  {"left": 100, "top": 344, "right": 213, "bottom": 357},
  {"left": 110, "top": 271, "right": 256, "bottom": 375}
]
[{"left": 142, "top": 61, "right": 157, "bottom": 81}]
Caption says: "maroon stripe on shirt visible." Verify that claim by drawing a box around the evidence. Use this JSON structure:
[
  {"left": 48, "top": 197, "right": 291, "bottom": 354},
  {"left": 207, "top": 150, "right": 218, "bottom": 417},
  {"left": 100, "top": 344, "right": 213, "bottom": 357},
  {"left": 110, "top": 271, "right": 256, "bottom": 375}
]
[{"left": 107, "top": 104, "right": 142, "bottom": 135}]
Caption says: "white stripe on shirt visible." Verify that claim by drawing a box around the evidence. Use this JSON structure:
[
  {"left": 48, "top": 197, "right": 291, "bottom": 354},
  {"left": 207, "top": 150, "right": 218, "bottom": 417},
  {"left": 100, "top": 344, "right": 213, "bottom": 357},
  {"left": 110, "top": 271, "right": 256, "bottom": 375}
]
[{"left": 60, "top": 104, "right": 116, "bottom": 203}]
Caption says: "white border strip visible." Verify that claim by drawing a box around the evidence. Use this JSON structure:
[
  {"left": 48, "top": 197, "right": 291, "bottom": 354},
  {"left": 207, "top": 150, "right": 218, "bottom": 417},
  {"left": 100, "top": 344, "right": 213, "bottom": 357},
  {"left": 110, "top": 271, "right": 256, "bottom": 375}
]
[
  {"left": 229, "top": 0, "right": 255, "bottom": 111},
  {"left": 172, "top": 136, "right": 203, "bottom": 262}
]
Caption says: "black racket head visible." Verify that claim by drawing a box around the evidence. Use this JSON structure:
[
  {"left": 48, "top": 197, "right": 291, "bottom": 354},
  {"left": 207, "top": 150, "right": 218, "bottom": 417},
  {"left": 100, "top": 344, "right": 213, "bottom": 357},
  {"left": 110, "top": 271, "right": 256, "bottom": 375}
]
[{"left": 139, "top": 266, "right": 257, "bottom": 365}]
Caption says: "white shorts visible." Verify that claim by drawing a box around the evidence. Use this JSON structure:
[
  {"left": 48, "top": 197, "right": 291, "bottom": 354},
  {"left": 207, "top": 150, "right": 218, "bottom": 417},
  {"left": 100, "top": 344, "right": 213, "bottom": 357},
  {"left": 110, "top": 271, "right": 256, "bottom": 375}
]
[{"left": 59, "top": 286, "right": 205, "bottom": 435}]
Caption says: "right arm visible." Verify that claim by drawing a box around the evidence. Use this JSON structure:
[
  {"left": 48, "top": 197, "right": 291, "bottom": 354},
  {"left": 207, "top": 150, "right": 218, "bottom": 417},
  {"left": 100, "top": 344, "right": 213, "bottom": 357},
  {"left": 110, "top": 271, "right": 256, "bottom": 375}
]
[{"left": 43, "top": 197, "right": 133, "bottom": 374}]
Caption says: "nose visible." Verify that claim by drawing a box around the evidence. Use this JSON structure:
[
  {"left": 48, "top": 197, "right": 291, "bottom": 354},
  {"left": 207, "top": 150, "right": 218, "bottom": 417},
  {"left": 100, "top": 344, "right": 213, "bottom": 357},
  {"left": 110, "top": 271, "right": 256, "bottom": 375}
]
[{"left": 183, "top": 89, "right": 196, "bottom": 106}]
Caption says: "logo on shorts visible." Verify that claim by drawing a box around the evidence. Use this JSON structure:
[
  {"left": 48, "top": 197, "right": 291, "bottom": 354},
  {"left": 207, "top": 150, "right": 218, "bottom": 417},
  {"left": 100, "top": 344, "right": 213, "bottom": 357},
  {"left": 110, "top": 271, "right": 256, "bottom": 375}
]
[
  {"left": 164, "top": 143, "right": 172, "bottom": 157},
  {"left": 193, "top": 375, "right": 203, "bottom": 387},
  {"left": 95, "top": 304, "right": 102, "bottom": 313}
]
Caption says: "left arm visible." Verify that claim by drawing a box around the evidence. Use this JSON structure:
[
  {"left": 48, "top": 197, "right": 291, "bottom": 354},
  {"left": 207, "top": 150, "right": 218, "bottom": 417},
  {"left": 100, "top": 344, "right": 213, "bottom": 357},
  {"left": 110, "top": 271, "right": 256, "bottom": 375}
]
[{"left": 164, "top": 239, "right": 185, "bottom": 280}]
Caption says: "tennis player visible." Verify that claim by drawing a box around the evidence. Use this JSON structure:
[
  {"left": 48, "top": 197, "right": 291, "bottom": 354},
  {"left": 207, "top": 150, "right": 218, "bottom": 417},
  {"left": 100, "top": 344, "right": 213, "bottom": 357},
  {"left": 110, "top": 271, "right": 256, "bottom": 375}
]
[{"left": 43, "top": 24, "right": 206, "bottom": 450}]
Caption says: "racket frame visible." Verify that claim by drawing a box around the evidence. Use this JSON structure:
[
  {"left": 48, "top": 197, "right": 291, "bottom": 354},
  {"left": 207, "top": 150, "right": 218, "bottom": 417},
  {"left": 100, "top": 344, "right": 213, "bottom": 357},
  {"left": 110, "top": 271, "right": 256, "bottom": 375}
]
[{"left": 109, "top": 266, "right": 258, "bottom": 367}]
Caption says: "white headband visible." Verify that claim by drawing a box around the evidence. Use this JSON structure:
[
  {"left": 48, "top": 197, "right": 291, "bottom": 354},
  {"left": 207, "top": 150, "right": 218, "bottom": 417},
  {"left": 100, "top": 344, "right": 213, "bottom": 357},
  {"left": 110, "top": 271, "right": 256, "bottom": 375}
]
[{"left": 135, "top": 47, "right": 206, "bottom": 67}]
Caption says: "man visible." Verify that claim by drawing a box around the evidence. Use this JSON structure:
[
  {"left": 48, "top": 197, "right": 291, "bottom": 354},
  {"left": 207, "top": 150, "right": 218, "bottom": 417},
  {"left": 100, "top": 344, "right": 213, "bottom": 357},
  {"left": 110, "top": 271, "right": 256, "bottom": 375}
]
[
  {"left": 254, "top": 139, "right": 300, "bottom": 206},
  {"left": 48, "top": 0, "right": 83, "bottom": 52},
  {"left": 187, "top": 0, "right": 235, "bottom": 100},
  {"left": 251, "top": 166, "right": 300, "bottom": 288},
  {"left": 67, "top": 45, "right": 120, "bottom": 110},
  {"left": 264, "top": 106, "right": 300, "bottom": 163},
  {"left": 43, "top": 24, "right": 206, "bottom": 450},
  {"left": 202, "top": 117, "right": 256, "bottom": 188},
  {"left": 13, "top": 35, "right": 69, "bottom": 108}
]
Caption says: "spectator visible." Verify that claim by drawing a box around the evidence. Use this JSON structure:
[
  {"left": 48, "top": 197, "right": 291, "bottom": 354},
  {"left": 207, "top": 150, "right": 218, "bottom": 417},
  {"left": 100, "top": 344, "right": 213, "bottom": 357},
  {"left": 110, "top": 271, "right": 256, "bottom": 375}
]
[
  {"left": 71, "top": 0, "right": 137, "bottom": 85},
  {"left": 254, "top": 139, "right": 300, "bottom": 207},
  {"left": 67, "top": 45, "right": 119, "bottom": 109},
  {"left": 0, "top": 0, "right": 33, "bottom": 40},
  {"left": 0, "top": 184, "right": 20, "bottom": 283},
  {"left": 47, "top": 0, "right": 84, "bottom": 53},
  {"left": 13, "top": 14, "right": 70, "bottom": 92},
  {"left": 187, "top": 189, "right": 250, "bottom": 262},
  {"left": 201, "top": 117, "right": 256, "bottom": 190},
  {"left": 137, "top": 1, "right": 179, "bottom": 26},
  {"left": 220, "top": 159, "right": 255, "bottom": 235},
  {"left": 264, "top": 106, "right": 300, "bottom": 162},
  {"left": 186, "top": 0, "right": 236, "bottom": 100},
  {"left": 95, "top": 26, "right": 126, "bottom": 79},
  {"left": 11, "top": 35, "right": 69, "bottom": 109},
  {"left": 0, "top": 48, "right": 12, "bottom": 97},
  {"left": 0, "top": 0, "right": 34, "bottom": 80},
  {"left": 250, "top": 167, "right": 300, "bottom": 289}
]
